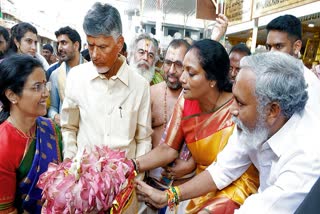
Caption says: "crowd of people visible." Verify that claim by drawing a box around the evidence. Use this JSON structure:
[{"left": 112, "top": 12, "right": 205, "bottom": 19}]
[{"left": 0, "top": 2, "right": 320, "bottom": 214}]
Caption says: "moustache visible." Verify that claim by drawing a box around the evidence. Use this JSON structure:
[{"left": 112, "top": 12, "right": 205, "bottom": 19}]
[
  {"left": 232, "top": 116, "right": 249, "bottom": 133},
  {"left": 166, "top": 73, "right": 178, "bottom": 80},
  {"left": 137, "top": 61, "right": 150, "bottom": 67}
]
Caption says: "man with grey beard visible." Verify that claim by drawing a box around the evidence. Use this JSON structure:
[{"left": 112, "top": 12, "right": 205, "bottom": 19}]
[
  {"left": 129, "top": 33, "right": 163, "bottom": 85},
  {"left": 135, "top": 52, "right": 320, "bottom": 214}
]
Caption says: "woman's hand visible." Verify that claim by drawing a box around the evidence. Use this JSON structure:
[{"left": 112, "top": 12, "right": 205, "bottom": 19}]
[
  {"left": 135, "top": 179, "right": 167, "bottom": 209},
  {"left": 211, "top": 14, "right": 229, "bottom": 42},
  {"left": 162, "top": 157, "right": 196, "bottom": 180}
]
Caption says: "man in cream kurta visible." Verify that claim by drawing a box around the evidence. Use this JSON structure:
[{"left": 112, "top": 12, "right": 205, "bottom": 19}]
[
  {"left": 61, "top": 55, "right": 152, "bottom": 160},
  {"left": 61, "top": 2, "right": 152, "bottom": 163}
]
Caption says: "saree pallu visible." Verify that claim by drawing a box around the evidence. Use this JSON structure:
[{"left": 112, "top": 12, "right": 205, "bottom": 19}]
[
  {"left": 16, "top": 117, "right": 62, "bottom": 213},
  {"left": 166, "top": 97, "right": 259, "bottom": 214}
]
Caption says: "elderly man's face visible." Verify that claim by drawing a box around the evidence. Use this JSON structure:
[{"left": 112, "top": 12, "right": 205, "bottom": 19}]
[
  {"left": 133, "top": 39, "right": 156, "bottom": 71},
  {"left": 87, "top": 35, "right": 123, "bottom": 73},
  {"left": 231, "top": 68, "right": 269, "bottom": 149}
]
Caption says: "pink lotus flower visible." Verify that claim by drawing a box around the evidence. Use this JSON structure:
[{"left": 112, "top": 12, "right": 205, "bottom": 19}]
[{"left": 38, "top": 146, "right": 135, "bottom": 213}]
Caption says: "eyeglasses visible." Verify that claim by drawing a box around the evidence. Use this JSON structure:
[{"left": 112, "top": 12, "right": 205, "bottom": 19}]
[
  {"left": 25, "top": 82, "right": 51, "bottom": 93},
  {"left": 163, "top": 59, "right": 183, "bottom": 71}
]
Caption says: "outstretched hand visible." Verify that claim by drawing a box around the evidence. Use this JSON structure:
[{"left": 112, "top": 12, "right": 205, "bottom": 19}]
[
  {"left": 211, "top": 14, "right": 229, "bottom": 42},
  {"left": 135, "top": 179, "right": 167, "bottom": 209}
]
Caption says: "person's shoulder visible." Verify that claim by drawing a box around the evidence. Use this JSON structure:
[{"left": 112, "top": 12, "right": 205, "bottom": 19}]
[
  {"left": 0, "top": 120, "right": 10, "bottom": 134},
  {"left": 37, "top": 116, "right": 54, "bottom": 126},
  {"left": 37, "top": 117, "right": 62, "bottom": 139},
  {"left": 151, "top": 81, "right": 165, "bottom": 93},
  {"left": 150, "top": 82, "right": 166, "bottom": 101},
  {"left": 0, "top": 121, "right": 18, "bottom": 147},
  {"left": 48, "top": 61, "right": 61, "bottom": 70},
  {"left": 49, "top": 68, "right": 59, "bottom": 81},
  {"left": 36, "top": 53, "right": 49, "bottom": 68},
  {"left": 304, "top": 66, "right": 320, "bottom": 85},
  {"left": 46, "top": 62, "right": 61, "bottom": 79},
  {"left": 287, "top": 110, "right": 320, "bottom": 152},
  {"left": 68, "top": 62, "right": 91, "bottom": 78}
]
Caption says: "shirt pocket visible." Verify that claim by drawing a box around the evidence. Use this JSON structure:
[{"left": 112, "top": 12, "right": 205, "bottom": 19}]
[{"left": 111, "top": 109, "right": 138, "bottom": 140}]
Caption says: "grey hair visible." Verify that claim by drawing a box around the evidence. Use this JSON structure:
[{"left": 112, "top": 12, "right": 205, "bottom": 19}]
[
  {"left": 134, "top": 34, "right": 159, "bottom": 51},
  {"left": 240, "top": 52, "right": 308, "bottom": 118},
  {"left": 83, "top": 2, "right": 122, "bottom": 40}
]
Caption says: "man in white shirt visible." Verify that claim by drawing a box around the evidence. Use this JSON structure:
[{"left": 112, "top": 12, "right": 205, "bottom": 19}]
[
  {"left": 135, "top": 52, "right": 320, "bottom": 213},
  {"left": 61, "top": 3, "right": 152, "bottom": 161}
]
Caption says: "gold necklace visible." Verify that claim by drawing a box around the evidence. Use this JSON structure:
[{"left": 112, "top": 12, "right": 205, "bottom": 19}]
[
  {"left": 163, "top": 85, "right": 168, "bottom": 130},
  {"left": 7, "top": 116, "right": 36, "bottom": 140}
]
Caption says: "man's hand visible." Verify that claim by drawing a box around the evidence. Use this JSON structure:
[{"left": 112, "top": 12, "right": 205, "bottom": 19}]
[
  {"left": 135, "top": 180, "right": 167, "bottom": 209},
  {"left": 211, "top": 14, "right": 229, "bottom": 42}
]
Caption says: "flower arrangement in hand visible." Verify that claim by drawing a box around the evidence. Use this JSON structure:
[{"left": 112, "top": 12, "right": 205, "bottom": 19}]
[{"left": 37, "top": 145, "right": 135, "bottom": 213}]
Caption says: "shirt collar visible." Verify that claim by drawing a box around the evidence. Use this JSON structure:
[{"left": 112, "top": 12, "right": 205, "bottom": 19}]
[
  {"left": 266, "top": 112, "right": 301, "bottom": 157},
  {"left": 88, "top": 55, "right": 129, "bottom": 86}
]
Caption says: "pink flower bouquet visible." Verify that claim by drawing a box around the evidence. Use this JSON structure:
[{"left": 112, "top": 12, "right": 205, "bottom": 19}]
[{"left": 37, "top": 145, "right": 136, "bottom": 213}]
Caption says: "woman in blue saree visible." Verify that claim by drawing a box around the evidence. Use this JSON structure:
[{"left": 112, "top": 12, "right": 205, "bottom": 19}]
[{"left": 0, "top": 54, "right": 62, "bottom": 213}]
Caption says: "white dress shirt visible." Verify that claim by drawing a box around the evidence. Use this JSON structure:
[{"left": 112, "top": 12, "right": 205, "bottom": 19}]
[
  {"left": 207, "top": 108, "right": 320, "bottom": 213},
  {"left": 303, "top": 65, "right": 320, "bottom": 116},
  {"left": 61, "top": 56, "right": 152, "bottom": 160}
]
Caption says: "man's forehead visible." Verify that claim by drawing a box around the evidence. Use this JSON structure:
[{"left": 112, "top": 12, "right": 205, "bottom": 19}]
[
  {"left": 233, "top": 68, "right": 256, "bottom": 100},
  {"left": 87, "top": 35, "right": 115, "bottom": 46},
  {"left": 57, "top": 34, "right": 71, "bottom": 42},
  {"left": 165, "top": 46, "right": 186, "bottom": 59},
  {"left": 266, "top": 31, "right": 290, "bottom": 42},
  {"left": 235, "top": 68, "right": 256, "bottom": 86},
  {"left": 230, "top": 51, "right": 246, "bottom": 61},
  {"left": 137, "top": 39, "right": 155, "bottom": 51}
]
